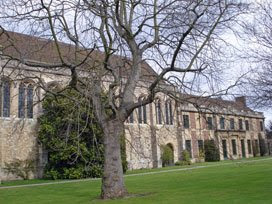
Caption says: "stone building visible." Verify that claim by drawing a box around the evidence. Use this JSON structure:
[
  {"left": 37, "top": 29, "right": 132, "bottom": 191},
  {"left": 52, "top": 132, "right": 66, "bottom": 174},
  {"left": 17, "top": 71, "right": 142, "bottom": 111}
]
[
  {"left": 0, "top": 31, "right": 266, "bottom": 181},
  {"left": 125, "top": 94, "right": 265, "bottom": 169}
]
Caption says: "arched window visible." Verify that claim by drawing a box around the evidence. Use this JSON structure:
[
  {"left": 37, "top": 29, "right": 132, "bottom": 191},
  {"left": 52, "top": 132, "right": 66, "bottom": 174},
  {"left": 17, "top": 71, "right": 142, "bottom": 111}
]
[
  {"left": 165, "top": 100, "right": 173, "bottom": 125},
  {"left": 18, "top": 83, "right": 34, "bottom": 118},
  {"left": 27, "top": 84, "right": 33, "bottom": 118},
  {"left": 155, "top": 99, "right": 162, "bottom": 124},
  {"left": 18, "top": 83, "right": 25, "bottom": 118},
  {"left": 0, "top": 78, "right": 11, "bottom": 117},
  {"left": 138, "top": 97, "right": 147, "bottom": 124}
]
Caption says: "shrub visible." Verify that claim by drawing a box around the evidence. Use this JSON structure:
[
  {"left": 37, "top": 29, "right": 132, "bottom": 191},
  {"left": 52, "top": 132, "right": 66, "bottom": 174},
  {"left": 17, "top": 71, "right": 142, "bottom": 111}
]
[
  {"left": 175, "top": 160, "right": 191, "bottom": 166},
  {"left": 181, "top": 150, "right": 191, "bottom": 165},
  {"left": 161, "top": 145, "right": 174, "bottom": 167},
  {"left": 195, "top": 150, "right": 205, "bottom": 163},
  {"left": 43, "top": 169, "right": 60, "bottom": 180},
  {"left": 204, "top": 140, "right": 220, "bottom": 162},
  {"left": 174, "top": 150, "right": 191, "bottom": 166},
  {"left": 199, "top": 150, "right": 205, "bottom": 159}
]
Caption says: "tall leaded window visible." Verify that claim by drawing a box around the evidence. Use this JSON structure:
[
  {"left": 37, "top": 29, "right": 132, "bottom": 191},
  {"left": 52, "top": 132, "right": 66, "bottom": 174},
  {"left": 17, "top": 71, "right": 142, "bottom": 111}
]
[
  {"left": 165, "top": 100, "right": 173, "bottom": 125},
  {"left": 1, "top": 79, "right": 11, "bottom": 117},
  {"left": 27, "top": 85, "right": 33, "bottom": 118},
  {"left": 155, "top": 99, "right": 162, "bottom": 124},
  {"left": 18, "top": 83, "right": 34, "bottom": 118},
  {"left": 230, "top": 118, "right": 235, "bottom": 130},
  {"left": 220, "top": 117, "right": 225, "bottom": 129},
  {"left": 138, "top": 97, "right": 147, "bottom": 124},
  {"left": 18, "top": 83, "right": 25, "bottom": 118},
  {"left": 183, "top": 115, "right": 189, "bottom": 129},
  {"left": 207, "top": 117, "right": 213, "bottom": 130},
  {"left": 245, "top": 120, "right": 249, "bottom": 131},
  {"left": 239, "top": 119, "right": 243, "bottom": 130}
]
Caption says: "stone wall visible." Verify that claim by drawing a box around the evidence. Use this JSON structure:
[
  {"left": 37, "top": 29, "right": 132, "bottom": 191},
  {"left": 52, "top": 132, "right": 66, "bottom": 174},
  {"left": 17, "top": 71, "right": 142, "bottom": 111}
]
[
  {"left": 124, "top": 100, "right": 266, "bottom": 170},
  {"left": 0, "top": 119, "right": 40, "bottom": 181}
]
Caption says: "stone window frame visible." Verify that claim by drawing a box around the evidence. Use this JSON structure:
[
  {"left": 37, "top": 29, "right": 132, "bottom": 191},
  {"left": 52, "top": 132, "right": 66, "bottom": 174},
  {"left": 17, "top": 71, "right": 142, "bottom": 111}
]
[
  {"left": 230, "top": 118, "right": 235, "bottom": 130},
  {"left": 0, "top": 77, "right": 11, "bottom": 118},
  {"left": 137, "top": 97, "right": 147, "bottom": 124},
  {"left": 155, "top": 98, "right": 162, "bottom": 125},
  {"left": 220, "top": 117, "right": 225, "bottom": 129},
  {"left": 245, "top": 120, "right": 249, "bottom": 131},
  {"left": 18, "top": 81, "right": 34, "bottom": 119},
  {"left": 207, "top": 116, "right": 213, "bottom": 130},
  {"left": 165, "top": 99, "right": 173, "bottom": 125},
  {"left": 183, "top": 114, "right": 190, "bottom": 129},
  {"left": 238, "top": 118, "right": 243, "bottom": 130}
]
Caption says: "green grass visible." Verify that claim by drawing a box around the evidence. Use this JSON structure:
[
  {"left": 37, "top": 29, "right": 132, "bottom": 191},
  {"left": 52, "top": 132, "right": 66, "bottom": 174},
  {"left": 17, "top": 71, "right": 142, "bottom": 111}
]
[{"left": 1, "top": 157, "right": 272, "bottom": 204}]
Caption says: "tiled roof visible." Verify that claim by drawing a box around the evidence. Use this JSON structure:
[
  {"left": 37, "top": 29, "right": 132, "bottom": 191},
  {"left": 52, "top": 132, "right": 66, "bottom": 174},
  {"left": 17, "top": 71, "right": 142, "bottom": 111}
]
[
  {"left": 0, "top": 30, "right": 157, "bottom": 80},
  {"left": 0, "top": 30, "right": 263, "bottom": 116},
  {"left": 179, "top": 93, "right": 257, "bottom": 114}
]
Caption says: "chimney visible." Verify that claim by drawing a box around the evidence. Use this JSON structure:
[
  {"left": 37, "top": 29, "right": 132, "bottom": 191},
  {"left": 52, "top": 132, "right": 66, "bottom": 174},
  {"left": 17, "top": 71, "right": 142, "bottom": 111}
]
[{"left": 235, "top": 96, "right": 246, "bottom": 107}]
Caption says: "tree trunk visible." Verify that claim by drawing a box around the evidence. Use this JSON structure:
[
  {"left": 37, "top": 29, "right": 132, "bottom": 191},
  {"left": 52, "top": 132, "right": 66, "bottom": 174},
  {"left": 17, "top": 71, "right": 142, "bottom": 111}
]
[{"left": 101, "top": 119, "right": 128, "bottom": 199}]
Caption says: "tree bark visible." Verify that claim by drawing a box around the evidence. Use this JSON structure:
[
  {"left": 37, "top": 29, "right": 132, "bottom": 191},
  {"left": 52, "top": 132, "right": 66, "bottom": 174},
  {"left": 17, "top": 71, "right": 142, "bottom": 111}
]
[{"left": 101, "top": 119, "right": 128, "bottom": 199}]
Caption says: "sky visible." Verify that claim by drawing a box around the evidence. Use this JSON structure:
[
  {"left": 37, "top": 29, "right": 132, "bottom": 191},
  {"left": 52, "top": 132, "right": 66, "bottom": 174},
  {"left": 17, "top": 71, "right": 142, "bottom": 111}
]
[
  {"left": 0, "top": 0, "right": 271, "bottom": 125},
  {"left": 217, "top": 4, "right": 272, "bottom": 126}
]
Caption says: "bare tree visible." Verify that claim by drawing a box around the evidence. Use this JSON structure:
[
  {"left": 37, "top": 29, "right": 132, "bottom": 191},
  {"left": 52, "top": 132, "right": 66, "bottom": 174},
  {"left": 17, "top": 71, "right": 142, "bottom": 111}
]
[
  {"left": 240, "top": 1, "right": 272, "bottom": 108},
  {"left": 0, "top": 0, "right": 247, "bottom": 199}
]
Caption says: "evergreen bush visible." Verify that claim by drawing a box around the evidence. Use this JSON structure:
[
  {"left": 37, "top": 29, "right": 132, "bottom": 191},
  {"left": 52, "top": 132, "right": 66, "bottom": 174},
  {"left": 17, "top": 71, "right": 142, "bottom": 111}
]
[
  {"left": 204, "top": 140, "right": 220, "bottom": 162},
  {"left": 175, "top": 150, "right": 191, "bottom": 166},
  {"left": 161, "top": 145, "right": 174, "bottom": 167},
  {"left": 38, "top": 88, "right": 127, "bottom": 179}
]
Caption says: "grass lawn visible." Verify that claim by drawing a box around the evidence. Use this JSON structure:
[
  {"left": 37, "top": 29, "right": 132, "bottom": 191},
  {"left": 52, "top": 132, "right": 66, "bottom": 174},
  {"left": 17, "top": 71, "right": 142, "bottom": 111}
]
[{"left": 1, "top": 157, "right": 272, "bottom": 204}]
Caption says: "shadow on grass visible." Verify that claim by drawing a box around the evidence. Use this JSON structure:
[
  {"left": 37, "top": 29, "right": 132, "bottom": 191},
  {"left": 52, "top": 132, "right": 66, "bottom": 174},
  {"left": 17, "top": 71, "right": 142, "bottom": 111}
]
[{"left": 92, "top": 192, "right": 156, "bottom": 202}]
